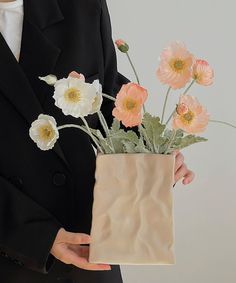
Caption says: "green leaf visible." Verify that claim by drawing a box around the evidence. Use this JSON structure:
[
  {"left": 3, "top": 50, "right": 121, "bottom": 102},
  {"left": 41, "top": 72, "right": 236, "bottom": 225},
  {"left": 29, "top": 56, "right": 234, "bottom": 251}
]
[
  {"left": 172, "top": 135, "right": 208, "bottom": 151},
  {"left": 121, "top": 138, "right": 151, "bottom": 153},
  {"left": 110, "top": 137, "right": 125, "bottom": 153},
  {"left": 110, "top": 118, "right": 121, "bottom": 133},
  {"left": 110, "top": 129, "right": 139, "bottom": 144},
  {"left": 108, "top": 128, "right": 139, "bottom": 153},
  {"left": 122, "top": 141, "right": 137, "bottom": 153},
  {"left": 135, "top": 139, "right": 151, "bottom": 153},
  {"left": 141, "top": 113, "right": 166, "bottom": 152}
]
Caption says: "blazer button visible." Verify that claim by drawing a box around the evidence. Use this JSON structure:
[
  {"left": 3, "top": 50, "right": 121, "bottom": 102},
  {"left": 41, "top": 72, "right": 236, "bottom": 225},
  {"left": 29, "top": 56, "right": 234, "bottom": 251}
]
[{"left": 53, "top": 172, "right": 66, "bottom": 186}]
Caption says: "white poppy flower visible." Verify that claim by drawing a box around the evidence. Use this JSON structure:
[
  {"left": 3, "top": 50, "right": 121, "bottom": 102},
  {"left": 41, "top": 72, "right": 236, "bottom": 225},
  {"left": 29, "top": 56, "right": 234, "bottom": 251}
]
[
  {"left": 89, "top": 79, "right": 103, "bottom": 114},
  {"left": 29, "top": 114, "right": 59, "bottom": 151},
  {"left": 92, "top": 79, "right": 102, "bottom": 93},
  {"left": 39, "top": 75, "right": 58, "bottom": 86},
  {"left": 53, "top": 77, "right": 97, "bottom": 118}
]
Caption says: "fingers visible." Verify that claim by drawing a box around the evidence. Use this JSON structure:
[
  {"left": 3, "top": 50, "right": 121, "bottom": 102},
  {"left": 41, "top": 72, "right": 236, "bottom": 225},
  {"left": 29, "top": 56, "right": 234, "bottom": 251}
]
[
  {"left": 174, "top": 152, "right": 184, "bottom": 172},
  {"left": 174, "top": 163, "right": 188, "bottom": 183},
  {"left": 172, "top": 150, "right": 195, "bottom": 186},
  {"left": 175, "top": 163, "right": 195, "bottom": 185},
  {"left": 64, "top": 231, "right": 91, "bottom": 245},
  {"left": 182, "top": 170, "right": 195, "bottom": 185},
  {"left": 65, "top": 249, "right": 111, "bottom": 271},
  {"left": 78, "top": 263, "right": 111, "bottom": 271}
]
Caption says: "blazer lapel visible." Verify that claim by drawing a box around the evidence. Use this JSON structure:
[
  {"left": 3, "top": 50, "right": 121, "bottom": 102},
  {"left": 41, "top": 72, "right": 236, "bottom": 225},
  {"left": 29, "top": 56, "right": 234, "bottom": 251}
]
[
  {"left": 19, "top": 0, "right": 65, "bottom": 105},
  {"left": 0, "top": 0, "right": 70, "bottom": 169}
]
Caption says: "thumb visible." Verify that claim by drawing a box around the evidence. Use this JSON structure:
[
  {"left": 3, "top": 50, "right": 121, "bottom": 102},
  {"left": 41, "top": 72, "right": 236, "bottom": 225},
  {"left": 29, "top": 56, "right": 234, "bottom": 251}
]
[{"left": 64, "top": 231, "right": 91, "bottom": 245}]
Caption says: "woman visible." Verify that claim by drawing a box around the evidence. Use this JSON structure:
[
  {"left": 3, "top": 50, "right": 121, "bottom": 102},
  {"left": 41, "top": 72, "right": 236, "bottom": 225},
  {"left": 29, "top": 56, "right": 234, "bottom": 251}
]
[{"left": 0, "top": 0, "right": 195, "bottom": 282}]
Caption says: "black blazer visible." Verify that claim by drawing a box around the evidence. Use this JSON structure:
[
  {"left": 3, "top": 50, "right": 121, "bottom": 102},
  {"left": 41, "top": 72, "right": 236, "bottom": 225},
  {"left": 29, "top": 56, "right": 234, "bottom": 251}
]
[{"left": 0, "top": 0, "right": 128, "bottom": 282}]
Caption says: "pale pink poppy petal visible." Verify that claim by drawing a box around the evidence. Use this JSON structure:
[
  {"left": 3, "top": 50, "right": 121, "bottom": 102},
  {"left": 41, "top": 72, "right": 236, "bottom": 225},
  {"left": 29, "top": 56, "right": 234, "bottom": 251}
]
[
  {"left": 192, "top": 59, "right": 214, "bottom": 86},
  {"left": 157, "top": 42, "right": 195, "bottom": 89}
]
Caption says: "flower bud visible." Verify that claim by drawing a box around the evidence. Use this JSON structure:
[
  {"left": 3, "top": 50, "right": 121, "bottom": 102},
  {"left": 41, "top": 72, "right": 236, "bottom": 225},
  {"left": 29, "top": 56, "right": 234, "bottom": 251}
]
[
  {"left": 115, "top": 39, "right": 129, "bottom": 53},
  {"left": 39, "top": 75, "right": 57, "bottom": 86},
  {"left": 68, "top": 71, "right": 85, "bottom": 81},
  {"left": 192, "top": 59, "right": 214, "bottom": 86},
  {"left": 176, "top": 103, "right": 189, "bottom": 115}
]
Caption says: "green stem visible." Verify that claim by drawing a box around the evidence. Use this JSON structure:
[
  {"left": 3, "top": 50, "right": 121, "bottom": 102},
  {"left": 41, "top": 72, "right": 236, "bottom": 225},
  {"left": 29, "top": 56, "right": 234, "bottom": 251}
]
[
  {"left": 58, "top": 124, "right": 89, "bottom": 134},
  {"left": 209, "top": 119, "right": 236, "bottom": 129},
  {"left": 102, "top": 93, "right": 116, "bottom": 102},
  {"left": 57, "top": 124, "right": 104, "bottom": 153},
  {"left": 161, "top": 87, "right": 171, "bottom": 124},
  {"left": 165, "top": 80, "right": 196, "bottom": 125},
  {"left": 142, "top": 104, "right": 146, "bottom": 113},
  {"left": 165, "top": 108, "right": 176, "bottom": 126},
  {"left": 183, "top": 79, "right": 195, "bottom": 95},
  {"left": 81, "top": 118, "right": 104, "bottom": 153},
  {"left": 97, "top": 111, "right": 115, "bottom": 152},
  {"left": 126, "top": 52, "right": 140, "bottom": 85},
  {"left": 126, "top": 52, "right": 146, "bottom": 113}
]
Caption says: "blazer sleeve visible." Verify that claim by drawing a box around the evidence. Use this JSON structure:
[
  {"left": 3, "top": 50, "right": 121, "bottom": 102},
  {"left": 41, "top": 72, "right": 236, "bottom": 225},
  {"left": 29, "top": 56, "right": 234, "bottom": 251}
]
[
  {"left": 0, "top": 175, "right": 62, "bottom": 274},
  {"left": 97, "top": 0, "right": 139, "bottom": 135}
]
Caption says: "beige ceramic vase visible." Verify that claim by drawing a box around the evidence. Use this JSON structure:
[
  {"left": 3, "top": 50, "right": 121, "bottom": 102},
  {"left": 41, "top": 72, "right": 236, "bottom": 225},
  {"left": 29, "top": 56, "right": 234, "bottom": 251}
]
[{"left": 89, "top": 153, "right": 176, "bottom": 265}]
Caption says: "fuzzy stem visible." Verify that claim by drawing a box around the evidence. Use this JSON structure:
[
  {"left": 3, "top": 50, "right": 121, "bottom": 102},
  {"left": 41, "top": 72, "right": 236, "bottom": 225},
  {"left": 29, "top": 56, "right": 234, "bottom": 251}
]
[
  {"left": 125, "top": 52, "right": 146, "bottom": 113},
  {"left": 97, "top": 111, "right": 115, "bottom": 152},
  {"left": 81, "top": 118, "right": 104, "bottom": 153},
  {"left": 102, "top": 93, "right": 116, "bottom": 102},
  {"left": 164, "top": 129, "right": 177, "bottom": 154},
  {"left": 161, "top": 86, "right": 171, "bottom": 124},
  {"left": 58, "top": 124, "right": 90, "bottom": 135},
  {"left": 209, "top": 119, "right": 236, "bottom": 129},
  {"left": 126, "top": 52, "right": 140, "bottom": 85},
  {"left": 165, "top": 108, "right": 176, "bottom": 126},
  {"left": 57, "top": 124, "right": 104, "bottom": 153},
  {"left": 183, "top": 79, "right": 195, "bottom": 95},
  {"left": 165, "top": 80, "right": 196, "bottom": 125}
]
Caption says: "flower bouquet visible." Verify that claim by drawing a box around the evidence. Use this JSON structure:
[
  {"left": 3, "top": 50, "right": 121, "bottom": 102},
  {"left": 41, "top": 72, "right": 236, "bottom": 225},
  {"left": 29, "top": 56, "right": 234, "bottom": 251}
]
[{"left": 30, "top": 40, "right": 235, "bottom": 265}]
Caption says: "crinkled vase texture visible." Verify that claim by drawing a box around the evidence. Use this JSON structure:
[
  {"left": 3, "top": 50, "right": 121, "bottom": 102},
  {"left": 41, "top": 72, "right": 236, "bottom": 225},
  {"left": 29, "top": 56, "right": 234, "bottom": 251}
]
[{"left": 89, "top": 153, "right": 176, "bottom": 265}]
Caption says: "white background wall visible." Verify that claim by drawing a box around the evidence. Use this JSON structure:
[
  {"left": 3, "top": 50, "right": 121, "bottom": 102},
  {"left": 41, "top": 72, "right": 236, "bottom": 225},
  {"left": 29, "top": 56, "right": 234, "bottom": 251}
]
[{"left": 107, "top": 0, "right": 236, "bottom": 282}]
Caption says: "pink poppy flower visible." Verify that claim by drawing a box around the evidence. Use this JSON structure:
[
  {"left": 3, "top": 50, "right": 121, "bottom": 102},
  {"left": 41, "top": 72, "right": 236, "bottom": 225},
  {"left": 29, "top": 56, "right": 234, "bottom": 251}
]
[
  {"left": 192, "top": 59, "right": 214, "bottom": 86},
  {"left": 172, "top": 94, "right": 210, "bottom": 134},
  {"left": 157, "top": 42, "right": 195, "bottom": 89},
  {"left": 112, "top": 83, "right": 148, "bottom": 128}
]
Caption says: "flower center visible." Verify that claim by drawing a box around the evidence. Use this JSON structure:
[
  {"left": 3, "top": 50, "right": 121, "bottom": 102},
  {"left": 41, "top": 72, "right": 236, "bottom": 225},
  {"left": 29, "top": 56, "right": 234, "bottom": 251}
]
[
  {"left": 193, "top": 73, "right": 202, "bottom": 82},
  {"left": 124, "top": 99, "right": 137, "bottom": 111},
  {"left": 64, "top": 88, "right": 81, "bottom": 103},
  {"left": 180, "top": 110, "right": 195, "bottom": 124},
  {"left": 39, "top": 125, "right": 55, "bottom": 141},
  {"left": 171, "top": 59, "right": 185, "bottom": 72}
]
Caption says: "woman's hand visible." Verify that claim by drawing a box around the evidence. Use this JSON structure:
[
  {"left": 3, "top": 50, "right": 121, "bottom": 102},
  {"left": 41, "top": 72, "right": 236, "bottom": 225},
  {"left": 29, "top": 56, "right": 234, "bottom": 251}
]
[
  {"left": 173, "top": 150, "right": 195, "bottom": 185},
  {"left": 50, "top": 228, "right": 111, "bottom": 271}
]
